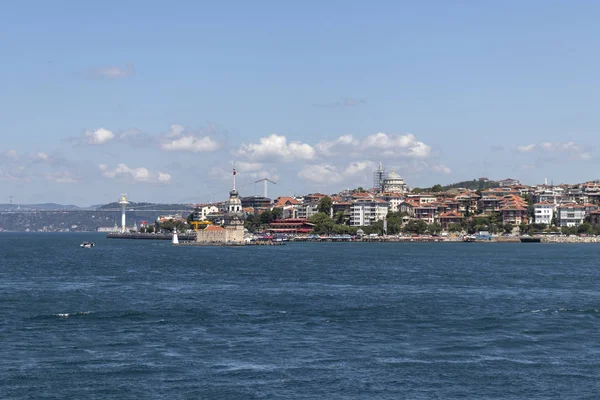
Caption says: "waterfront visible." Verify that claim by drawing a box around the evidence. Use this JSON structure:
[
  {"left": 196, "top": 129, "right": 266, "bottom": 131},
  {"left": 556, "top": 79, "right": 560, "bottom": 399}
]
[{"left": 2, "top": 233, "right": 600, "bottom": 399}]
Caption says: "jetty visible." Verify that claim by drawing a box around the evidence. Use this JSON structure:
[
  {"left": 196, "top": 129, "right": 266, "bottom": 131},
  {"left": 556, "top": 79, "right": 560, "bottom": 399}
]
[{"left": 107, "top": 232, "right": 196, "bottom": 241}]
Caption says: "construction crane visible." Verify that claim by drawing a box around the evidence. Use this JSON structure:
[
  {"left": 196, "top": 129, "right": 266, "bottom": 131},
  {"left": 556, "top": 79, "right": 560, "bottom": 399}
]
[
  {"left": 190, "top": 220, "right": 213, "bottom": 231},
  {"left": 255, "top": 178, "right": 276, "bottom": 198}
]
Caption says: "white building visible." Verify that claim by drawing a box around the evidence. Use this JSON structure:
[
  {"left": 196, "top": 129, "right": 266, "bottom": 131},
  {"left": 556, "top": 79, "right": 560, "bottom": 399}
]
[
  {"left": 556, "top": 204, "right": 585, "bottom": 227},
  {"left": 193, "top": 204, "right": 220, "bottom": 220},
  {"left": 350, "top": 199, "right": 389, "bottom": 226},
  {"left": 383, "top": 171, "right": 409, "bottom": 194},
  {"left": 296, "top": 203, "right": 319, "bottom": 220},
  {"left": 376, "top": 193, "right": 404, "bottom": 212},
  {"left": 534, "top": 202, "right": 554, "bottom": 225}
]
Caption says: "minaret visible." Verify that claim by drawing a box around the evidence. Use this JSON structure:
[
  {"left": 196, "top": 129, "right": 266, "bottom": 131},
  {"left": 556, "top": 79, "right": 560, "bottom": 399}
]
[{"left": 118, "top": 194, "right": 129, "bottom": 233}]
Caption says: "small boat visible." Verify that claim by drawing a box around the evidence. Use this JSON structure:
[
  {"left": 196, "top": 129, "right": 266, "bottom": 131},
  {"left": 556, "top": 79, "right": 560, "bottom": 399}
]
[
  {"left": 520, "top": 237, "right": 541, "bottom": 243},
  {"left": 80, "top": 242, "right": 95, "bottom": 248}
]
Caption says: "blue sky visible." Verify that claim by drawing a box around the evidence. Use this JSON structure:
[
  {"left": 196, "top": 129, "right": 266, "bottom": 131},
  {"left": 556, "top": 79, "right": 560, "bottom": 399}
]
[{"left": 1, "top": 1, "right": 599, "bottom": 206}]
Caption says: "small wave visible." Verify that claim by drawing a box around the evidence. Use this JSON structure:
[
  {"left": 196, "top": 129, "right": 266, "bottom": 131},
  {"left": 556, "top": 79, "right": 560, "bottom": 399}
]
[
  {"left": 212, "top": 361, "right": 277, "bottom": 372},
  {"left": 27, "top": 310, "right": 149, "bottom": 321},
  {"left": 522, "top": 308, "right": 600, "bottom": 314},
  {"left": 52, "top": 311, "right": 95, "bottom": 319}
]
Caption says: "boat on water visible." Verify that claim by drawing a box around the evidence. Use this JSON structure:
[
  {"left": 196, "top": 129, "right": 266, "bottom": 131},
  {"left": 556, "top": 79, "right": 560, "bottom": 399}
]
[
  {"left": 520, "top": 237, "right": 541, "bottom": 243},
  {"left": 80, "top": 242, "right": 95, "bottom": 248}
]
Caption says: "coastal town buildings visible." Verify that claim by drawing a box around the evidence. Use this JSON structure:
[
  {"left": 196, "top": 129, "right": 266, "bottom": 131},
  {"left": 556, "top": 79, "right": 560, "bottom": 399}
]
[
  {"left": 350, "top": 199, "right": 389, "bottom": 226},
  {"left": 296, "top": 203, "right": 319, "bottom": 220},
  {"left": 439, "top": 211, "right": 464, "bottom": 231},
  {"left": 186, "top": 163, "right": 600, "bottom": 236},
  {"left": 556, "top": 203, "right": 586, "bottom": 227},
  {"left": 590, "top": 210, "right": 600, "bottom": 226},
  {"left": 195, "top": 167, "right": 245, "bottom": 244},
  {"left": 191, "top": 204, "right": 219, "bottom": 221},
  {"left": 534, "top": 202, "right": 554, "bottom": 225}
]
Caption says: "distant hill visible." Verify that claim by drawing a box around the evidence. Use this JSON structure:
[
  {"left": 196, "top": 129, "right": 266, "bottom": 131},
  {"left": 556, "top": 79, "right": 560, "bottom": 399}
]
[
  {"left": 98, "top": 201, "right": 192, "bottom": 211},
  {"left": 0, "top": 203, "right": 81, "bottom": 211}
]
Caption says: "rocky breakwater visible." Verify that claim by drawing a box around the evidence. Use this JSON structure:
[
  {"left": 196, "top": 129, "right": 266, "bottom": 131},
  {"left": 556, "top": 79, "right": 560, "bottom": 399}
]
[{"left": 541, "top": 235, "right": 600, "bottom": 243}]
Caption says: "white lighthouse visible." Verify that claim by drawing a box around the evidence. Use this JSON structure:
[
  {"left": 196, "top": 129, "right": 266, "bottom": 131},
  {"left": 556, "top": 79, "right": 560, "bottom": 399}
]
[{"left": 118, "top": 194, "right": 129, "bottom": 233}]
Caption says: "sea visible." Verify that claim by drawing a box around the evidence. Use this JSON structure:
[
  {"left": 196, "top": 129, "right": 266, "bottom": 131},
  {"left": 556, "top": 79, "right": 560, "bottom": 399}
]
[{"left": 2, "top": 233, "right": 600, "bottom": 399}]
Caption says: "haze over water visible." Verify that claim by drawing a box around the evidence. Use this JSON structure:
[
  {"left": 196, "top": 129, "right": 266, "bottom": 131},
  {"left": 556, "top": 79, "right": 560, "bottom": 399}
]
[{"left": 2, "top": 233, "right": 600, "bottom": 398}]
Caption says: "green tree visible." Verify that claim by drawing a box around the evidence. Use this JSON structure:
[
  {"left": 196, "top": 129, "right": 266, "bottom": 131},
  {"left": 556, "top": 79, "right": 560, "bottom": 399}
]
[
  {"left": 448, "top": 223, "right": 463, "bottom": 233},
  {"left": 530, "top": 223, "right": 547, "bottom": 232},
  {"left": 259, "top": 210, "right": 274, "bottom": 225},
  {"left": 503, "top": 223, "right": 514, "bottom": 234},
  {"left": 385, "top": 211, "right": 407, "bottom": 234},
  {"left": 403, "top": 219, "right": 428, "bottom": 234},
  {"left": 333, "top": 211, "right": 346, "bottom": 225},
  {"left": 519, "top": 222, "right": 528, "bottom": 234},
  {"left": 362, "top": 220, "right": 384, "bottom": 235},
  {"left": 309, "top": 212, "right": 335, "bottom": 235},
  {"left": 159, "top": 219, "right": 188, "bottom": 233},
  {"left": 427, "top": 222, "right": 442, "bottom": 234},
  {"left": 431, "top": 184, "right": 443, "bottom": 193},
  {"left": 271, "top": 207, "right": 283, "bottom": 220},
  {"left": 244, "top": 214, "right": 260, "bottom": 232},
  {"left": 317, "top": 196, "right": 333, "bottom": 215},
  {"left": 577, "top": 222, "right": 593, "bottom": 235}
]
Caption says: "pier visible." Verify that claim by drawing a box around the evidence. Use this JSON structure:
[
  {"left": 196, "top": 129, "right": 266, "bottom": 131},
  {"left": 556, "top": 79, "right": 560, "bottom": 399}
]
[{"left": 107, "top": 232, "right": 196, "bottom": 241}]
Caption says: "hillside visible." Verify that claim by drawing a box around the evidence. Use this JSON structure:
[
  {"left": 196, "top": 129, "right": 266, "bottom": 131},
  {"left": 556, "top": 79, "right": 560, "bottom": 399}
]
[
  {"left": 442, "top": 179, "right": 501, "bottom": 191},
  {"left": 98, "top": 202, "right": 192, "bottom": 211}
]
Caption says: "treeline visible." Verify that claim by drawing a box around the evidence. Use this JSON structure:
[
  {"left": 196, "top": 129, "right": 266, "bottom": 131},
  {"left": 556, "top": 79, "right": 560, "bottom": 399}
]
[{"left": 411, "top": 179, "right": 501, "bottom": 193}]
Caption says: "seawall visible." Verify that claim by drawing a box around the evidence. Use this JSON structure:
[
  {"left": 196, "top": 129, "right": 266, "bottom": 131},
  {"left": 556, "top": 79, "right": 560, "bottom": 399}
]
[{"left": 107, "top": 233, "right": 196, "bottom": 240}]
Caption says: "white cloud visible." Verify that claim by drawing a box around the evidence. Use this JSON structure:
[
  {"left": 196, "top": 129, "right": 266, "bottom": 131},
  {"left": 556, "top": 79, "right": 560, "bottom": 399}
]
[
  {"left": 315, "top": 135, "right": 359, "bottom": 156},
  {"left": 298, "top": 160, "right": 374, "bottom": 185},
  {"left": 236, "top": 161, "right": 265, "bottom": 172},
  {"left": 517, "top": 141, "right": 591, "bottom": 160},
  {"left": 158, "top": 172, "right": 172, "bottom": 183},
  {"left": 211, "top": 162, "right": 279, "bottom": 183},
  {"left": 315, "top": 132, "right": 431, "bottom": 159},
  {"left": 431, "top": 164, "right": 452, "bottom": 174},
  {"left": 298, "top": 164, "right": 340, "bottom": 184},
  {"left": 164, "top": 124, "right": 185, "bottom": 138},
  {"left": 5, "top": 150, "right": 18, "bottom": 160},
  {"left": 517, "top": 144, "right": 536, "bottom": 152},
  {"left": 89, "top": 63, "right": 134, "bottom": 79},
  {"left": 85, "top": 128, "right": 115, "bottom": 145},
  {"left": 45, "top": 171, "right": 78, "bottom": 184},
  {"left": 0, "top": 168, "right": 30, "bottom": 183},
  {"left": 236, "top": 134, "right": 315, "bottom": 162},
  {"left": 34, "top": 152, "right": 50, "bottom": 161},
  {"left": 161, "top": 135, "right": 220, "bottom": 152},
  {"left": 363, "top": 133, "right": 431, "bottom": 158},
  {"left": 98, "top": 163, "right": 171, "bottom": 184}
]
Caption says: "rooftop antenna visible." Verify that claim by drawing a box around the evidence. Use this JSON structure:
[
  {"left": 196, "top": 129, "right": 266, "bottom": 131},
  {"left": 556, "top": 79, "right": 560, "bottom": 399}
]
[{"left": 255, "top": 178, "right": 276, "bottom": 198}]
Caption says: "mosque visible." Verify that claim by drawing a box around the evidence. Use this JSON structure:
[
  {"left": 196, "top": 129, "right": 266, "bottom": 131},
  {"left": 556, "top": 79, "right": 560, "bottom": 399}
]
[
  {"left": 195, "top": 165, "right": 245, "bottom": 244},
  {"left": 383, "top": 171, "right": 409, "bottom": 194}
]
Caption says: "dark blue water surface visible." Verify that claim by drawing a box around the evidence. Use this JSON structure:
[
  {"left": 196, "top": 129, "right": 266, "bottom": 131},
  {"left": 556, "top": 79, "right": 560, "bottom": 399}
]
[{"left": 2, "top": 233, "right": 600, "bottom": 399}]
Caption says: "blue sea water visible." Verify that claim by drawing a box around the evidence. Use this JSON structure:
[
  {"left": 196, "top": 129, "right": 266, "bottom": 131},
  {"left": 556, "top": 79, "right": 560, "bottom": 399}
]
[{"left": 1, "top": 233, "right": 600, "bottom": 399}]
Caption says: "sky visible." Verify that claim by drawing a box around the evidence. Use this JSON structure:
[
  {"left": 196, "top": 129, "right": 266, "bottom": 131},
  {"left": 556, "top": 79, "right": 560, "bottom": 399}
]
[{"left": 1, "top": 1, "right": 599, "bottom": 206}]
